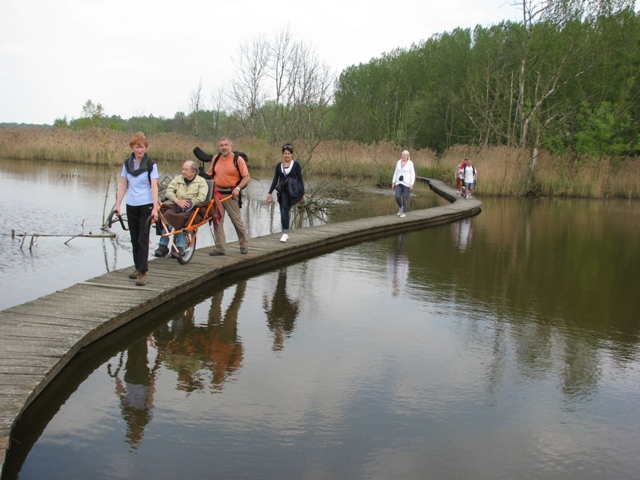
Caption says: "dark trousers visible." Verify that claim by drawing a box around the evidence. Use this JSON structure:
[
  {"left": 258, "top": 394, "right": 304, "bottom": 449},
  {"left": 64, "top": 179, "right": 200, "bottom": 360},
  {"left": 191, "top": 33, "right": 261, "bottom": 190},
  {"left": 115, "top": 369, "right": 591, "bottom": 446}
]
[
  {"left": 127, "top": 203, "right": 153, "bottom": 273},
  {"left": 280, "top": 204, "right": 292, "bottom": 232},
  {"left": 395, "top": 184, "right": 411, "bottom": 213}
]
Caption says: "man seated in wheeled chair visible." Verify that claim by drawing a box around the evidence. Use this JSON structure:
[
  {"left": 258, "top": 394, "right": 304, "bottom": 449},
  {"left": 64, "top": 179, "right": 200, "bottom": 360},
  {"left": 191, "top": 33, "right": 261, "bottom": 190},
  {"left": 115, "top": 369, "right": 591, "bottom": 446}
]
[{"left": 154, "top": 160, "right": 209, "bottom": 259}]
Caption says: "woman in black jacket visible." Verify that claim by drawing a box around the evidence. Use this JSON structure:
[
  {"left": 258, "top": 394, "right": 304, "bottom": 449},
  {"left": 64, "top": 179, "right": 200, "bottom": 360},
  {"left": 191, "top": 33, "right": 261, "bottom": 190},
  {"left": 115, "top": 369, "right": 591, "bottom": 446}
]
[{"left": 266, "top": 143, "right": 305, "bottom": 242}]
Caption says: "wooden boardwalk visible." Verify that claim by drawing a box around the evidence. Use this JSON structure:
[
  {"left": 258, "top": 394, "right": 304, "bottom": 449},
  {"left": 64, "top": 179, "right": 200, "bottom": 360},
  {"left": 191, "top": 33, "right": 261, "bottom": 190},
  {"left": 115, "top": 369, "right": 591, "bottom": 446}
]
[{"left": 0, "top": 179, "right": 481, "bottom": 475}]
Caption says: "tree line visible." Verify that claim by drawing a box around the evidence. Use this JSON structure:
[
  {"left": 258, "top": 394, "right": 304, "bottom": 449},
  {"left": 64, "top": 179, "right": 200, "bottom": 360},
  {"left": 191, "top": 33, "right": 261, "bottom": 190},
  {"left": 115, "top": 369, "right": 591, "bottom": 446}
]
[{"left": 55, "top": 1, "right": 640, "bottom": 176}]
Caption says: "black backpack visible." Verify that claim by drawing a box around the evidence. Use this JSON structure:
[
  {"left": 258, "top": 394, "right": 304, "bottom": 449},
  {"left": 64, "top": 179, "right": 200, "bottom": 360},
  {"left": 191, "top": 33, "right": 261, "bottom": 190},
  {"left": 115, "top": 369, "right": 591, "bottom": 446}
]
[{"left": 193, "top": 147, "right": 250, "bottom": 187}]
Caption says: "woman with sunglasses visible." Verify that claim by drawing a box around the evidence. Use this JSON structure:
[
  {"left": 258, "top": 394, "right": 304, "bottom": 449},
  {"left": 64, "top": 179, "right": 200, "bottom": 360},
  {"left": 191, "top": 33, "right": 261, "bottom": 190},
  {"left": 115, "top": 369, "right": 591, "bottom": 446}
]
[{"left": 266, "top": 143, "right": 305, "bottom": 242}]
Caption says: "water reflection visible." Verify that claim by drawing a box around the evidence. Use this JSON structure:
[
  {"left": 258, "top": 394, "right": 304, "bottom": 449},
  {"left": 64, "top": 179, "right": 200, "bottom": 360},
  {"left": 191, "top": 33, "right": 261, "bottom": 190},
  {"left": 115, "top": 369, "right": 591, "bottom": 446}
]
[
  {"left": 386, "top": 235, "right": 409, "bottom": 296},
  {"left": 452, "top": 217, "right": 472, "bottom": 251},
  {"left": 107, "top": 336, "right": 157, "bottom": 450},
  {"left": 153, "top": 281, "right": 246, "bottom": 393},
  {"left": 262, "top": 268, "right": 300, "bottom": 351},
  {"left": 5, "top": 174, "right": 640, "bottom": 479}
]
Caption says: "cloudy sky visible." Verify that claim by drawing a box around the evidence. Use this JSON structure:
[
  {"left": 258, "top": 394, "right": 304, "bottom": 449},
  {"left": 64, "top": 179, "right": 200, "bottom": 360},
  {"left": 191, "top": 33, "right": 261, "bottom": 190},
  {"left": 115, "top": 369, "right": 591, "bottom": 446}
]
[{"left": 2, "top": 0, "right": 528, "bottom": 125}]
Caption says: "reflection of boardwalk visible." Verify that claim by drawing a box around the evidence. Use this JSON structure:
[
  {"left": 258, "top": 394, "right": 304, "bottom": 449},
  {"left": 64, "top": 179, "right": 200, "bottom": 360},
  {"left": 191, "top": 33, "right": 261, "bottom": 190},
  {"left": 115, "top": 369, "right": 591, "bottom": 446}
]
[{"left": 0, "top": 178, "right": 480, "bottom": 474}]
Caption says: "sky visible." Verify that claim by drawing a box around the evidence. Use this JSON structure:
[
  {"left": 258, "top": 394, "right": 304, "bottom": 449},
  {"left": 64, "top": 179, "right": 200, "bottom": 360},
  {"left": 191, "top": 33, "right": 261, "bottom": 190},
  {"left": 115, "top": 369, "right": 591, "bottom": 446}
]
[{"left": 1, "top": 0, "right": 527, "bottom": 125}]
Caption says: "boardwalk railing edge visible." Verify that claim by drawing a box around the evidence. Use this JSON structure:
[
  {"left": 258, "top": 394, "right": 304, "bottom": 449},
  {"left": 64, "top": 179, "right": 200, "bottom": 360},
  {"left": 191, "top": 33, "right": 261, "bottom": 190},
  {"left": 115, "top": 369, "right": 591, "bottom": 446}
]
[{"left": 0, "top": 177, "right": 481, "bottom": 477}]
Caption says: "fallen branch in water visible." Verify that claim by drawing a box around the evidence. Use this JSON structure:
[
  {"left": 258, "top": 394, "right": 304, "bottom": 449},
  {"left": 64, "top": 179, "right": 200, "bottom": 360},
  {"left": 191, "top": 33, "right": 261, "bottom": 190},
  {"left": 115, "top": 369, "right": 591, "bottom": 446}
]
[{"left": 5, "top": 229, "right": 116, "bottom": 250}]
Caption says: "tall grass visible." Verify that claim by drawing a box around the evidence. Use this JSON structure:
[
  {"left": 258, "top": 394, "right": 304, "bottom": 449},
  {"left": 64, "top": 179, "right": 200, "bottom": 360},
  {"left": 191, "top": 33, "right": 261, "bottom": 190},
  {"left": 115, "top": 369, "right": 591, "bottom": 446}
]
[{"left": 1, "top": 127, "right": 637, "bottom": 198}]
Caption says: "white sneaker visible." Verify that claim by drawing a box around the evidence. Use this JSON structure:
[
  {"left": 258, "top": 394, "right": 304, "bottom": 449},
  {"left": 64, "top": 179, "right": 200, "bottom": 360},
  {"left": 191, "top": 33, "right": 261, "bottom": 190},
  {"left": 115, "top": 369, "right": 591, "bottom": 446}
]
[
  {"left": 397, "top": 208, "right": 402, "bottom": 216},
  {"left": 399, "top": 213, "right": 406, "bottom": 218},
  {"left": 280, "top": 234, "right": 289, "bottom": 242}
]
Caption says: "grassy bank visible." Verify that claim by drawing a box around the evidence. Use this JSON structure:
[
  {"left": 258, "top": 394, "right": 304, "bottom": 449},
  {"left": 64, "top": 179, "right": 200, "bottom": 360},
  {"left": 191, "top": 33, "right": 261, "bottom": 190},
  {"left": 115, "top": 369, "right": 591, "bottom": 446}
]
[{"left": 1, "top": 127, "right": 638, "bottom": 199}]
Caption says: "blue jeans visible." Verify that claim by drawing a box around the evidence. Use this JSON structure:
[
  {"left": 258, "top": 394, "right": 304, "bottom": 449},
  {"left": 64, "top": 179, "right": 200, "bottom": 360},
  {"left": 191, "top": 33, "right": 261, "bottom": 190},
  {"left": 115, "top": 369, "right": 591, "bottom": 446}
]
[
  {"left": 394, "top": 184, "right": 410, "bottom": 213},
  {"left": 159, "top": 231, "right": 185, "bottom": 248},
  {"left": 280, "top": 204, "right": 291, "bottom": 233}
]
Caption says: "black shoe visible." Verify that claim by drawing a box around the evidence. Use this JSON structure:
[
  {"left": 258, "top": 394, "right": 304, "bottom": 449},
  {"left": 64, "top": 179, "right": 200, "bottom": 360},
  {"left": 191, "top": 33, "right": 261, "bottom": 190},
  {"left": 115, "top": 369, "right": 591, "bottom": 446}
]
[
  {"left": 209, "top": 250, "right": 225, "bottom": 256},
  {"left": 154, "top": 245, "right": 169, "bottom": 257},
  {"left": 171, "top": 248, "right": 184, "bottom": 259}
]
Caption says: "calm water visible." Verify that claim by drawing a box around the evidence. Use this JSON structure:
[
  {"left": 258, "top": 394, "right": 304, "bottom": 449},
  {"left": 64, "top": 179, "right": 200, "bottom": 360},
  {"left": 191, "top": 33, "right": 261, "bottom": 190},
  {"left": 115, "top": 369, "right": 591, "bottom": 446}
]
[{"left": 2, "top": 159, "right": 640, "bottom": 479}]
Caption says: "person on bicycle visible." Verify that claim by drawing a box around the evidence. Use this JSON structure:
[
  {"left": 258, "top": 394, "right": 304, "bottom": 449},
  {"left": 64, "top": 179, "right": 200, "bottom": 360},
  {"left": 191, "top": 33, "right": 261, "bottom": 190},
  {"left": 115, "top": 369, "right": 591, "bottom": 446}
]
[{"left": 154, "top": 160, "right": 208, "bottom": 259}]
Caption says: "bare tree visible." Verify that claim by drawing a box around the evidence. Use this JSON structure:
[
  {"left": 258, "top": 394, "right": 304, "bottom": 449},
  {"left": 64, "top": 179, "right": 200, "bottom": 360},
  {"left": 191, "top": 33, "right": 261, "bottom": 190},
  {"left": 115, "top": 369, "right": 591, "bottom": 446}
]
[
  {"left": 210, "top": 85, "right": 228, "bottom": 139},
  {"left": 229, "top": 35, "right": 270, "bottom": 137},
  {"left": 188, "top": 78, "right": 205, "bottom": 137}
]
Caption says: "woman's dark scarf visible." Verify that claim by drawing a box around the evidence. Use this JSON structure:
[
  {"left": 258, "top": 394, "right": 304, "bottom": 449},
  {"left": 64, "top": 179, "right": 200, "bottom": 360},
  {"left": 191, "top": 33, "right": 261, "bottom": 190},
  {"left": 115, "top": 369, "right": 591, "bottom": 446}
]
[{"left": 125, "top": 152, "right": 153, "bottom": 176}]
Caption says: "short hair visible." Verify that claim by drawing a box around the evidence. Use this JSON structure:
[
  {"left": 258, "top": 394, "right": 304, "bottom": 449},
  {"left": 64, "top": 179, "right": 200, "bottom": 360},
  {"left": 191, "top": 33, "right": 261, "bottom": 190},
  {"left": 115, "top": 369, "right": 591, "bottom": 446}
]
[
  {"left": 219, "top": 137, "right": 232, "bottom": 145},
  {"left": 129, "top": 131, "right": 149, "bottom": 148},
  {"left": 184, "top": 160, "right": 198, "bottom": 172},
  {"left": 402, "top": 150, "right": 410, "bottom": 158}
]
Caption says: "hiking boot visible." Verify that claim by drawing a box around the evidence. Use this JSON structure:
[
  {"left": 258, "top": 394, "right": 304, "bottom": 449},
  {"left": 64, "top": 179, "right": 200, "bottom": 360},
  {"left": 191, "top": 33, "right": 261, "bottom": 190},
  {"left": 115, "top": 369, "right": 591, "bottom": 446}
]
[
  {"left": 135, "top": 273, "right": 147, "bottom": 286},
  {"left": 128, "top": 269, "right": 141, "bottom": 279},
  {"left": 209, "top": 250, "right": 225, "bottom": 256},
  {"left": 240, "top": 247, "right": 249, "bottom": 254},
  {"left": 154, "top": 245, "right": 169, "bottom": 257},
  {"left": 171, "top": 247, "right": 184, "bottom": 260}
]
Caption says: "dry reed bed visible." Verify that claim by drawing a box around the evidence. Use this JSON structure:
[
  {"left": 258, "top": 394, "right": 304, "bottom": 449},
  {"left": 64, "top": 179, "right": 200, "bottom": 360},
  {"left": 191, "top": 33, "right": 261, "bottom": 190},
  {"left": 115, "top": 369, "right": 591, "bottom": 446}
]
[{"left": 1, "top": 127, "right": 637, "bottom": 198}]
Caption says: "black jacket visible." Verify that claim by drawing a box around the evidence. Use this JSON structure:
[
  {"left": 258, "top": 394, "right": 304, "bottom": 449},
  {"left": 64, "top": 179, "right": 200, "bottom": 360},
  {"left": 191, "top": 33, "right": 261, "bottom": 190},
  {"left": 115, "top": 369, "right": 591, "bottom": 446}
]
[{"left": 268, "top": 161, "right": 305, "bottom": 207}]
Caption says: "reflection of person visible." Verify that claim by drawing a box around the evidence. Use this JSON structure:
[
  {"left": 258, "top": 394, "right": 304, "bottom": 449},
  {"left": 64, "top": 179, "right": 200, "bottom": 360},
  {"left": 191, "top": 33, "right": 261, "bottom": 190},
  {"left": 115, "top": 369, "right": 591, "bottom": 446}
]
[
  {"left": 150, "top": 282, "right": 246, "bottom": 392},
  {"left": 455, "top": 159, "right": 466, "bottom": 195},
  {"left": 154, "top": 160, "right": 208, "bottom": 259},
  {"left": 391, "top": 150, "right": 416, "bottom": 218},
  {"left": 461, "top": 157, "right": 477, "bottom": 199},
  {"left": 387, "top": 235, "right": 409, "bottom": 296},
  {"left": 262, "top": 269, "right": 300, "bottom": 351},
  {"left": 207, "top": 137, "right": 251, "bottom": 256},
  {"left": 266, "top": 143, "right": 305, "bottom": 243},
  {"left": 108, "top": 337, "right": 156, "bottom": 450},
  {"left": 454, "top": 217, "right": 472, "bottom": 252},
  {"left": 115, "top": 132, "right": 159, "bottom": 286}
]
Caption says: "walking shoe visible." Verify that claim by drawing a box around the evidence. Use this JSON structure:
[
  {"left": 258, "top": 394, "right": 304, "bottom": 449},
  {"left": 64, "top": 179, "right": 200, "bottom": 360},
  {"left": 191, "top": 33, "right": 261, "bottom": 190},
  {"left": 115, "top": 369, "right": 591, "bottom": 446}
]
[
  {"left": 240, "top": 247, "right": 249, "bottom": 254},
  {"left": 128, "top": 269, "right": 141, "bottom": 279},
  {"left": 209, "top": 250, "right": 225, "bottom": 256},
  {"left": 135, "top": 273, "right": 147, "bottom": 286},
  {"left": 154, "top": 245, "right": 169, "bottom": 257},
  {"left": 397, "top": 208, "right": 403, "bottom": 216},
  {"left": 171, "top": 247, "right": 184, "bottom": 260},
  {"left": 400, "top": 213, "right": 407, "bottom": 218},
  {"left": 280, "top": 234, "right": 289, "bottom": 242}
]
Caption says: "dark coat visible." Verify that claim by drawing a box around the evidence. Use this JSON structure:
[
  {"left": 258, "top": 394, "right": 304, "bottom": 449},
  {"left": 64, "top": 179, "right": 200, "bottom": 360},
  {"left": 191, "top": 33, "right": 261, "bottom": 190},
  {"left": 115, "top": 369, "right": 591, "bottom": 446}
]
[{"left": 268, "top": 161, "right": 305, "bottom": 208}]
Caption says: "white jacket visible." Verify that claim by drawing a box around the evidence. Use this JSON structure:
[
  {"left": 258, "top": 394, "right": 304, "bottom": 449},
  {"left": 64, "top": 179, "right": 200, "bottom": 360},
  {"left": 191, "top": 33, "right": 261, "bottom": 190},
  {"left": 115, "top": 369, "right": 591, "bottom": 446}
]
[{"left": 392, "top": 159, "right": 416, "bottom": 187}]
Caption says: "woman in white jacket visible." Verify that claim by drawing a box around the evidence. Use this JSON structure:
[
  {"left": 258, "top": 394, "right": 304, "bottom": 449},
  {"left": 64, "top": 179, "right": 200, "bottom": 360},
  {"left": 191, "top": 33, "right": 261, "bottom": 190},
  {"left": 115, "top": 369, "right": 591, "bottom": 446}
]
[{"left": 391, "top": 150, "right": 416, "bottom": 218}]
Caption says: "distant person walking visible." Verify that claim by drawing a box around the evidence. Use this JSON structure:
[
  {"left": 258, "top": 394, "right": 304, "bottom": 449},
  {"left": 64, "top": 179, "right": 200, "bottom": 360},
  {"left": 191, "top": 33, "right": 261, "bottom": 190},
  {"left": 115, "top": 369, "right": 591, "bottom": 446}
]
[
  {"left": 456, "top": 158, "right": 466, "bottom": 195},
  {"left": 207, "top": 137, "right": 251, "bottom": 256},
  {"left": 391, "top": 150, "right": 416, "bottom": 218},
  {"left": 266, "top": 143, "right": 305, "bottom": 242},
  {"left": 115, "top": 132, "right": 159, "bottom": 286},
  {"left": 461, "top": 157, "right": 477, "bottom": 199}
]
